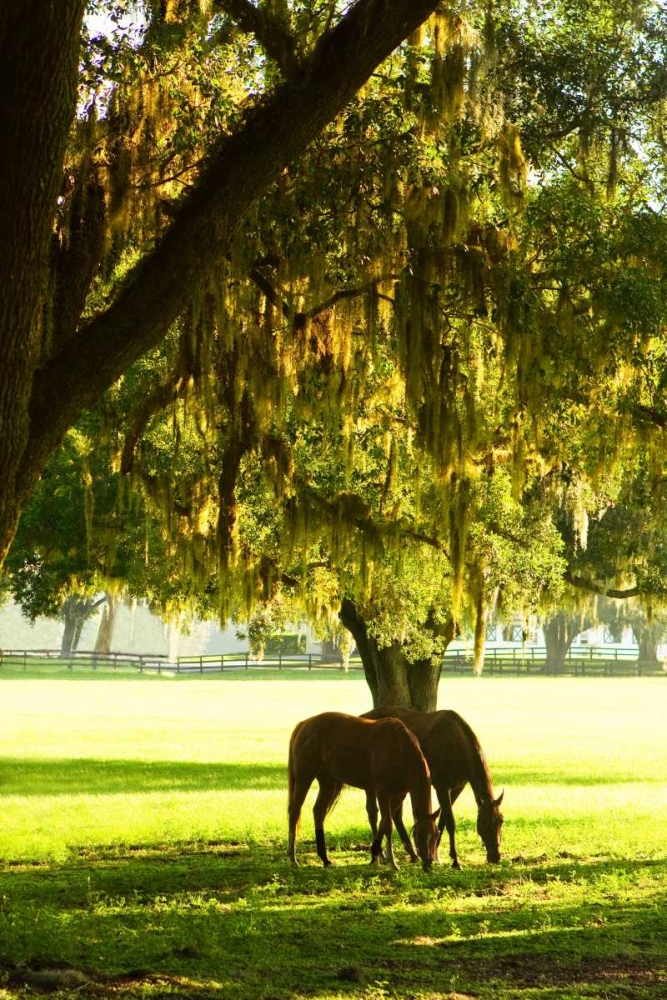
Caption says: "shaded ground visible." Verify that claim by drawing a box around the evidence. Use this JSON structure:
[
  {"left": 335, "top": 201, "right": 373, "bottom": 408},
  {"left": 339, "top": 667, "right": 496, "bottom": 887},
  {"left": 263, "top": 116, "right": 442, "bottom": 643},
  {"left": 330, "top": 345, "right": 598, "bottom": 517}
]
[{"left": 1, "top": 842, "right": 666, "bottom": 1000}]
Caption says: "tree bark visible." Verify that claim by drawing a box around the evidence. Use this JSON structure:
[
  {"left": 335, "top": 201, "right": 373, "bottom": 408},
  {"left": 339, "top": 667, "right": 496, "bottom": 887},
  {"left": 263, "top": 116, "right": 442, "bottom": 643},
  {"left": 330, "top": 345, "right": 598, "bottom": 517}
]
[
  {"left": 94, "top": 593, "right": 118, "bottom": 654},
  {"left": 59, "top": 595, "right": 89, "bottom": 657},
  {"left": 543, "top": 611, "right": 586, "bottom": 671},
  {"left": 339, "top": 599, "right": 448, "bottom": 711},
  {"left": 0, "top": 1, "right": 85, "bottom": 564},
  {"left": 632, "top": 621, "right": 663, "bottom": 666},
  {"left": 0, "top": 0, "right": 440, "bottom": 569},
  {"left": 60, "top": 594, "right": 105, "bottom": 657}
]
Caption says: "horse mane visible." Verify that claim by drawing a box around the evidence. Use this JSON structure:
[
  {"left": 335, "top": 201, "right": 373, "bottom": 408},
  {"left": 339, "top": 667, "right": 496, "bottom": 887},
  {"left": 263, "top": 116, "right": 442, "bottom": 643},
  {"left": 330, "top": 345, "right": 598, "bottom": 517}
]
[{"left": 443, "top": 710, "right": 495, "bottom": 803}]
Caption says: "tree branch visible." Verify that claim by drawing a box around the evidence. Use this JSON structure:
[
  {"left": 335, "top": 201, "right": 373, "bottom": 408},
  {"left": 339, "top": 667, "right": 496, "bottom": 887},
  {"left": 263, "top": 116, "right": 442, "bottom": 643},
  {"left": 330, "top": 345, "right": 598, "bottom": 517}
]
[
  {"left": 25, "top": 0, "right": 440, "bottom": 489},
  {"left": 120, "top": 371, "right": 188, "bottom": 475},
  {"left": 306, "top": 276, "right": 399, "bottom": 319},
  {"left": 213, "top": 0, "right": 301, "bottom": 77},
  {"left": 564, "top": 570, "right": 641, "bottom": 599}
]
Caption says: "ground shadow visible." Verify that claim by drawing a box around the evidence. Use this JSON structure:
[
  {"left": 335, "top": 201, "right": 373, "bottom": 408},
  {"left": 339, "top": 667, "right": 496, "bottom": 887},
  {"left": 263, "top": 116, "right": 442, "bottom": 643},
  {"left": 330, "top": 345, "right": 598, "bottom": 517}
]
[
  {"left": 495, "top": 762, "right": 663, "bottom": 786},
  {"left": 1, "top": 846, "right": 666, "bottom": 999},
  {"left": 0, "top": 758, "right": 286, "bottom": 796}
]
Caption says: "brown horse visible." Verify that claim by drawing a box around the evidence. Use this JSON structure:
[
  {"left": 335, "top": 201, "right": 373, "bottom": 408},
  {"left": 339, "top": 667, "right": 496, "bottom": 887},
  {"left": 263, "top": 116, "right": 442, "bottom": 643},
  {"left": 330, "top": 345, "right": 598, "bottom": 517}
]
[
  {"left": 287, "top": 711, "right": 440, "bottom": 870},
  {"left": 362, "top": 706, "right": 504, "bottom": 868}
]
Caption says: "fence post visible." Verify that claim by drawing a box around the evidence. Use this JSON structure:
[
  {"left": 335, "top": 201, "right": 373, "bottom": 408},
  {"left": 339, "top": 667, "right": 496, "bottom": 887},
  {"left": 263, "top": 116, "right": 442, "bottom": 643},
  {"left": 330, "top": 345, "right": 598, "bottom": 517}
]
[
  {"left": 278, "top": 650, "right": 282, "bottom": 671},
  {"left": 200, "top": 656, "right": 204, "bottom": 674},
  {"left": 308, "top": 654, "right": 312, "bottom": 671}
]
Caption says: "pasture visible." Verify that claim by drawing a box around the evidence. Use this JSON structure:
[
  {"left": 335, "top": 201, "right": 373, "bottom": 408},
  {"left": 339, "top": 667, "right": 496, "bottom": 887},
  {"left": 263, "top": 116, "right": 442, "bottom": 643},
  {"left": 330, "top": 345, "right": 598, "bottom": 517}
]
[{"left": 0, "top": 670, "right": 666, "bottom": 999}]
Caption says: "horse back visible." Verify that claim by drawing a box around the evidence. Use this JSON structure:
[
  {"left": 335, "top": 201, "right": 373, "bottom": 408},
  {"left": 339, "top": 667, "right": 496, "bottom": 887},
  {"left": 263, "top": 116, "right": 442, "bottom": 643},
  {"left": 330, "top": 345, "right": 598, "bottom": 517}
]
[
  {"left": 362, "top": 706, "right": 483, "bottom": 788},
  {"left": 289, "top": 711, "right": 428, "bottom": 794}
]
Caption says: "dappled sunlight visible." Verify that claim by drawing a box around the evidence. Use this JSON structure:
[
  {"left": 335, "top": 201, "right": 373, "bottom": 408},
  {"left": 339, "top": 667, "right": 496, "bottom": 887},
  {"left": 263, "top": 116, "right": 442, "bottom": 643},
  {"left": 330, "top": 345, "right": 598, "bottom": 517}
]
[
  {"left": 1, "top": 842, "right": 665, "bottom": 999},
  {"left": 405, "top": 923, "right": 584, "bottom": 946}
]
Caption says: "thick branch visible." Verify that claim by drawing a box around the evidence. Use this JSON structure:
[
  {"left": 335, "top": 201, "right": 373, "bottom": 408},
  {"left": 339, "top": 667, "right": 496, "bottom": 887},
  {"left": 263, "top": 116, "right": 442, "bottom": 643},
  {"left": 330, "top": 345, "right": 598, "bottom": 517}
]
[
  {"left": 24, "top": 0, "right": 440, "bottom": 490},
  {"left": 213, "top": 0, "right": 300, "bottom": 77},
  {"left": 564, "top": 570, "right": 641, "bottom": 599},
  {"left": 297, "top": 479, "right": 451, "bottom": 560},
  {"left": 120, "top": 373, "right": 188, "bottom": 475},
  {"left": 306, "top": 277, "right": 399, "bottom": 320}
]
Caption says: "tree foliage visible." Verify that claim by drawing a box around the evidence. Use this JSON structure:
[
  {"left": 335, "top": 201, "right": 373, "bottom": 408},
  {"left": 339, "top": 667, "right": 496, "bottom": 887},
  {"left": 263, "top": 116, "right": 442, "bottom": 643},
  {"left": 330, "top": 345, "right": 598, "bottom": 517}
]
[{"left": 4, "top": 1, "right": 667, "bottom": 701}]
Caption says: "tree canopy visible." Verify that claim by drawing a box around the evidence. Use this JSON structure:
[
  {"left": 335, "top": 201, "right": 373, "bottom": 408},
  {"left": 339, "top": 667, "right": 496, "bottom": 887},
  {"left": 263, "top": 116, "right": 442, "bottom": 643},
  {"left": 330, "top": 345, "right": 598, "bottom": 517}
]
[{"left": 4, "top": 1, "right": 667, "bottom": 705}]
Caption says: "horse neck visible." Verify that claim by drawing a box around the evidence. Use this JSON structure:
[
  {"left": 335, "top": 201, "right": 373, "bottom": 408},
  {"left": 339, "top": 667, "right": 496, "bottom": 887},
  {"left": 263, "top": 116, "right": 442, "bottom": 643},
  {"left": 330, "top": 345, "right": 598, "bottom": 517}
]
[{"left": 454, "top": 714, "right": 495, "bottom": 805}]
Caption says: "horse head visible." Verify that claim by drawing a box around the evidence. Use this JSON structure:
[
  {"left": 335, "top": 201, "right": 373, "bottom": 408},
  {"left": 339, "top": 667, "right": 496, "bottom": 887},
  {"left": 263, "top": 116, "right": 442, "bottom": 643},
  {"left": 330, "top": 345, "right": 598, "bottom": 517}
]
[
  {"left": 476, "top": 791, "right": 504, "bottom": 863},
  {"left": 413, "top": 808, "right": 441, "bottom": 871}
]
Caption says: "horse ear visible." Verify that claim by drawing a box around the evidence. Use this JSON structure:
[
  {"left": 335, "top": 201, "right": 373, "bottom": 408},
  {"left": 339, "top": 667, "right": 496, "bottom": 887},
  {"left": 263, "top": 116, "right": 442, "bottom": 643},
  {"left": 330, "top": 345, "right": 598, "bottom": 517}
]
[
  {"left": 430, "top": 807, "right": 441, "bottom": 821},
  {"left": 494, "top": 790, "right": 504, "bottom": 807}
]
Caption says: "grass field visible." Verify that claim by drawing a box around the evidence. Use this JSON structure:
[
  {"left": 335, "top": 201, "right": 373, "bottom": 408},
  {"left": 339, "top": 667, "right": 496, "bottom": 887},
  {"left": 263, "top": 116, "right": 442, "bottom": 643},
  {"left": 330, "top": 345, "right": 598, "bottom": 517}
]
[{"left": 0, "top": 670, "right": 666, "bottom": 999}]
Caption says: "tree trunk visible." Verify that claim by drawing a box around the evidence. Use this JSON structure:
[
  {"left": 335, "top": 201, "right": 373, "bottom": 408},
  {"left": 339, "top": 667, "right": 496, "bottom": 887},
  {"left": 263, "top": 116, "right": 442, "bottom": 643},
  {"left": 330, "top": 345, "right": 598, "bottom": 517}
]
[
  {"left": 0, "top": 2, "right": 85, "bottom": 565},
  {"left": 60, "top": 596, "right": 88, "bottom": 657},
  {"left": 339, "top": 599, "right": 447, "bottom": 711},
  {"left": 60, "top": 608, "right": 78, "bottom": 659},
  {"left": 632, "top": 622, "right": 663, "bottom": 666},
  {"left": 59, "top": 594, "right": 104, "bottom": 656},
  {"left": 543, "top": 611, "right": 585, "bottom": 671},
  {"left": 93, "top": 593, "right": 118, "bottom": 654},
  {"left": 472, "top": 585, "right": 487, "bottom": 676}
]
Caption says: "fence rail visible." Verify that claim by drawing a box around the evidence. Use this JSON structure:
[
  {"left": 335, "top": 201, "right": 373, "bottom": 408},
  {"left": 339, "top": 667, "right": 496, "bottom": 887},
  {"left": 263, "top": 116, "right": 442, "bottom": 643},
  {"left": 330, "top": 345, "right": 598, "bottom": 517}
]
[
  {"left": 442, "top": 645, "right": 667, "bottom": 676},
  {"left": 0, "top": 645, "right": 665, "bottom": 677},
  {"left": 0, "top": 648, "right": 171, "bottom": 672}
]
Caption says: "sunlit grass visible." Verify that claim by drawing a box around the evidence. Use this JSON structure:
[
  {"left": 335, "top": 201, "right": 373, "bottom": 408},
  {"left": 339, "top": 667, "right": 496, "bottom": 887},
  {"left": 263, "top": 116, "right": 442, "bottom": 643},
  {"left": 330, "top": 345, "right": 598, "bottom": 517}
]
[
  {"left": 1, "top": 672, "right": 666, "bottom": 998},
  {"left": 1, "top": 674, "right": 666, "bottom": 862}
]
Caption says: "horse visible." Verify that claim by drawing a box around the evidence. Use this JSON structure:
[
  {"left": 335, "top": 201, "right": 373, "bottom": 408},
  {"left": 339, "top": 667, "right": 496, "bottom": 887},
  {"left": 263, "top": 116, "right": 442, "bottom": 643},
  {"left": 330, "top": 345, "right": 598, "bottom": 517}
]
[
  {"left": 287, "top": 711, "right": 440, "bottom": 870},
  {"left": 361, "top": 706, "right": 504, "bottom": 868}
]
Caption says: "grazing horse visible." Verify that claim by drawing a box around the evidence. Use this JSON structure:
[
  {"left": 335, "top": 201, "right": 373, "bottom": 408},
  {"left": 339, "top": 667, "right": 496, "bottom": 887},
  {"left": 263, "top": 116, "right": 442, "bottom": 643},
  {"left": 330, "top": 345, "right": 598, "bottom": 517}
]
[
  {"left": 362, "top": 706, "right": 504, "bottom": 868},
  {"left": 287, "top": 712, "right": 440, "bottom": 870}
]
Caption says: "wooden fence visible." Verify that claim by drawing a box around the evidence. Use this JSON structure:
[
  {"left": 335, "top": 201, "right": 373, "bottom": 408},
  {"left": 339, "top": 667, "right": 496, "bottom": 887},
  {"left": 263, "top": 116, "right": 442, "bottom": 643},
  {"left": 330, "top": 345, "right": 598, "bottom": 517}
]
[
  {"left": 0, "top": 645, "right": 665, "bottom": 677},
  {"left": 0, "top": 648, "right": 171, "bottom": 673}
]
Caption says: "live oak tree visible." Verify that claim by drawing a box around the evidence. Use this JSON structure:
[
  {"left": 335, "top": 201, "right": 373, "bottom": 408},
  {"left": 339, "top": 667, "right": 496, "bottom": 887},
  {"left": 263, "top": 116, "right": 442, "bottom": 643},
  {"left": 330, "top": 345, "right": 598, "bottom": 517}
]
[{"left": 5, "top": 1, "right": 667, "bottom": 706}]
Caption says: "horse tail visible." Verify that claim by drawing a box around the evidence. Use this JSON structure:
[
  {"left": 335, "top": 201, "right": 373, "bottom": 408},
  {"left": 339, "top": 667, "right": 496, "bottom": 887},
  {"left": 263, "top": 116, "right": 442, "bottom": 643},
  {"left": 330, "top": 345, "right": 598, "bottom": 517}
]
[
  {"left": 325, "top": 783, "right": 344, "bottom": 818},
  {"left": 287, "top": 721, "right": 303, "bottom": 818}
]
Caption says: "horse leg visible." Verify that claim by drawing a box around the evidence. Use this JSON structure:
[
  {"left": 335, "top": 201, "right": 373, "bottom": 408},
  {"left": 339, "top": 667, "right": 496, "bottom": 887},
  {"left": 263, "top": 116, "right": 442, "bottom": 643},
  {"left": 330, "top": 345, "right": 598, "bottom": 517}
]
[
  {"left": 312, "top": 777, "right": 341, "bottom": 867},
  {"left": 435, "top": 784, "right": 460, "bottom": 869},
  {"left": 288, "top": 773, "right": 313, "bottom": 865},
  {"left": 392, "top": 800, "right": 418, "bottom": 863},
  {"left": 366, "top": 790, "right": 387, "bottom": 861},
  {"left": 371, "top": 793, "right": 398, "bottom": 870},
  {"left": 365, "top": 789, "right": 379, "bottom": 841}
]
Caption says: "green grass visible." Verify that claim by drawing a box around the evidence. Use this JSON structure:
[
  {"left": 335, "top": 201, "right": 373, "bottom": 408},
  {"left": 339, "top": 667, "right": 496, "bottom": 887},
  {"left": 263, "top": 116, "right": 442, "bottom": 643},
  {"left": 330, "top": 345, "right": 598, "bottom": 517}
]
[{"left": 0, "top": 673, "right": 666, "bottom": 999}]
